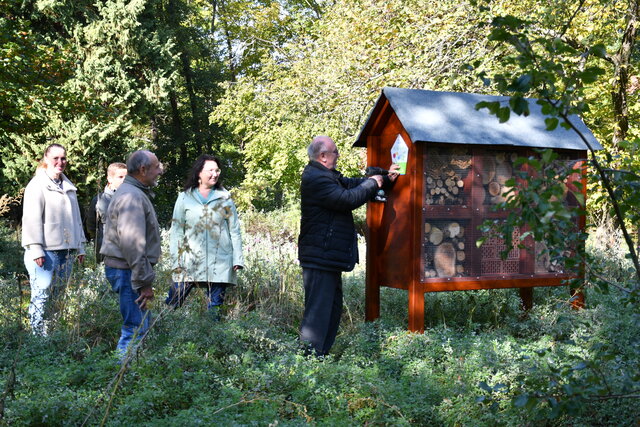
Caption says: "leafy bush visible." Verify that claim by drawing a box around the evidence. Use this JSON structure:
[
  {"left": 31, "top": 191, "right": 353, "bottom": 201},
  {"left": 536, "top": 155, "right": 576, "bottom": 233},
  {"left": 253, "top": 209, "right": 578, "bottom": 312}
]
[
  {"left": 0, "top": 209, "right": 639, "bottom": 425},
  {"left": 0, "top": 220, "right": 24, "bottom": 279}
]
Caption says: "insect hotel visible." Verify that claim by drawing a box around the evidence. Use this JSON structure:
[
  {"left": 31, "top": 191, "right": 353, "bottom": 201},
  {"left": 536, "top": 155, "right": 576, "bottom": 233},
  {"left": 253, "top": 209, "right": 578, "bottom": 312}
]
[{"left": 355, "top": 87, "right": 602, "bottom": 332}]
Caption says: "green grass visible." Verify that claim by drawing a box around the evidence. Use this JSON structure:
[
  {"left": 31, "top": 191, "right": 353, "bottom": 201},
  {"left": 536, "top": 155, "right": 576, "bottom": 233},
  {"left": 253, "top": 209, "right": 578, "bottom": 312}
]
[{"left": 0, "top": 210, "right": 638, "bottom": 426}]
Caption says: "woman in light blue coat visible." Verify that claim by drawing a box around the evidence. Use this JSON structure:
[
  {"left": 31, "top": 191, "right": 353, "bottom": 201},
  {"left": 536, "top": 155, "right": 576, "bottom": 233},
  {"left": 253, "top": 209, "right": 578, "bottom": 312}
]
[{"left": 166, "top": 154, "right": 244, "bottom": 320}]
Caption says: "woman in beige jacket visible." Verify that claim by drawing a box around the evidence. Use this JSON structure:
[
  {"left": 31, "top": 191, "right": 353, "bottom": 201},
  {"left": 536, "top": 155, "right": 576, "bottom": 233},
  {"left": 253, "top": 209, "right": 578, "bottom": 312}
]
[{"left": 21, "top": 143, "right": 86, "bottom": 335}]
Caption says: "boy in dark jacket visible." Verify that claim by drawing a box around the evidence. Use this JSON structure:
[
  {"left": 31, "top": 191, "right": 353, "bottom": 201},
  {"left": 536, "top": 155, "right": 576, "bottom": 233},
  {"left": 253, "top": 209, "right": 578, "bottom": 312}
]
[{"left": 85, "top": 162, "right": 127, "bottom": 261}]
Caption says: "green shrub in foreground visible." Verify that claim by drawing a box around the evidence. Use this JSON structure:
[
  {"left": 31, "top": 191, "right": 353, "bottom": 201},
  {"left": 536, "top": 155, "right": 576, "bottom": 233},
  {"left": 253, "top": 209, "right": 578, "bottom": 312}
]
[{"left": 0, "top": 212, "right": 639, "bottom": 425}]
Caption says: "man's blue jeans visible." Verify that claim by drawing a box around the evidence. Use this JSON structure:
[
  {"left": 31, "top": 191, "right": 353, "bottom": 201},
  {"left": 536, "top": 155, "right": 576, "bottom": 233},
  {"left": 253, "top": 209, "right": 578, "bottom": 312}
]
[
  {"left": 105, "top": 266, "right": 150, "bottom": 357},
  {"left": 24, "top": 249, "right": 75, "bottom": 335}
]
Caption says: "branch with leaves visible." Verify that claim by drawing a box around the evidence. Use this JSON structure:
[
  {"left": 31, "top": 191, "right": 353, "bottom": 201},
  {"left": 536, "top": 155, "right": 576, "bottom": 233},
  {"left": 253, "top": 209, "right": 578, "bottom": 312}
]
[{"left": 471, "top": 9, "right": 640, "bottom": 289}]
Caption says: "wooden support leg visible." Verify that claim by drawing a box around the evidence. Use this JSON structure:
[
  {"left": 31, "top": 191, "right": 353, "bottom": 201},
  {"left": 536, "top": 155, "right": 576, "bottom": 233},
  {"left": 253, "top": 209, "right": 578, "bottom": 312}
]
[
  {"left": 365, "top": 200, "right": 381, "bottom": 322},
  {"left": 408, "top": 281, "right": 424, "bottom": 333},
  {"left": 365, "top": 275, "right": 380, "bottom": 322},
  {"left": 519, "top": 287, "right": 533, "bottom": 310}
]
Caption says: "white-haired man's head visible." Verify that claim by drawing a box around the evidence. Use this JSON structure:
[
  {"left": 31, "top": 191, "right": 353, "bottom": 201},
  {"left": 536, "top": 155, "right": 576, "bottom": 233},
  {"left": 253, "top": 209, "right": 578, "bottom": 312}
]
[{"left": 308, "top": 136, "right": 339, "bottom": 170}]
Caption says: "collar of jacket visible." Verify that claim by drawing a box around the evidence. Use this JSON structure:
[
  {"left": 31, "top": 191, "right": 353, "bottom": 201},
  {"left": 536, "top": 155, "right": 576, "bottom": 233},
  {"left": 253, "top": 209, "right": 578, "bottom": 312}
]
[
  {"left": 103, "top": 186, "right": 116, "bottom": 197},
  {"left": 35, "top": 168, "right": 77, "bottom": 193},
  {"left": 124, "top": 175, "right": 155, "bottom": 199},
  {"left": 188, "top": 187, "right": 230, "bottom": 203},
  {"left": 96, "top": 186, "right": 116, "bottom": 214},
  {"left": 308, "top": 160, "right": 342, "bottom": 178}
]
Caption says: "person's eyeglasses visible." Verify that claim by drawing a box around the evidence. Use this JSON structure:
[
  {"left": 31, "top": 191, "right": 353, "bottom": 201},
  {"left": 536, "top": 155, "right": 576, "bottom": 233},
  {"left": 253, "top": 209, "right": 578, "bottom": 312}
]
[{"left": 322, "top": 150, "right": 339, "bottom": 155}]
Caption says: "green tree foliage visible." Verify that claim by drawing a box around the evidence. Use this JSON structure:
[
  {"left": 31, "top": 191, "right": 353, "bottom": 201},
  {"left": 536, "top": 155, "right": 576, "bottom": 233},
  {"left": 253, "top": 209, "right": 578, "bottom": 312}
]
[
  {"left": 471, "top": 0, "right": 640, "bottom": 278},
  {"left": 469, "top": 0, "right": 640, "bottom": 227},
  {"left": 0, "top": 0, "right": 177, "bottom": 213},
  {"left": 149, "top": 0, "right": 322, "bottom": 216},
  {"left": 466, "top": 0, "right": 640, "bottom": 419},
  {"left": 1, "top": 0, "right": 328, "bottom": 220},
  {"left": 2, "top": 0, "right": 637, "bottom": 217},
  {"left": 212, "top": 0, "right": 639, "bottom": 212},
  {"left": 213, "top": 0, "right": 508, "bottom": 208},
  {"left": 0, "top": 0, "right": 77, "bottom": 194}
]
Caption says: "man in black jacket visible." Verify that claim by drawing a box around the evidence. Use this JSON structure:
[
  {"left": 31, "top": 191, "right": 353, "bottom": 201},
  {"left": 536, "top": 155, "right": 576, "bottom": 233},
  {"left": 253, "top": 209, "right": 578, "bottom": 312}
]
[{"left": 298, "top": 135, "right": 398, "bottom": 356}]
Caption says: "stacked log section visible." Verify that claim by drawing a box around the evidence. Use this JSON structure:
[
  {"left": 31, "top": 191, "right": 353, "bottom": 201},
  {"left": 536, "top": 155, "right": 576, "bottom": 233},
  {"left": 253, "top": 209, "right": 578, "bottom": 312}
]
[
  {"left": 548, "top": 159, "right": 581, "bottom": 203},
  {"left": 481, "top": 151, "right": 518, "bottom": 205},
  {"left": 434, "top": 243, "right": 456, "bottom": 277},
  {"left": 424, "top": 220, "right": 467, "bottom": 278},
  {"left": 534, "top": 241, "right": 566, "bottom": 273},
  {"left": 424, "top": 149, "right": 471, "bottom": 206}
]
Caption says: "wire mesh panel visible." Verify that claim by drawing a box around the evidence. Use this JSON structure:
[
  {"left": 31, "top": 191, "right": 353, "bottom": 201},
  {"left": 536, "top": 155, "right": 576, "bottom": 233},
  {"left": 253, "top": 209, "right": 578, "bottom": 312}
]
[
  {"left": 479, "top": 150, "right": 518, "bottom": 206},
  {"left": 424, "top": 147, "right": 472, "bottom": 206},
  {"left": 528, "top": 157, "right": 581, "bottom": 275},
  {"left": 423, "top": 219, "right": 469, "bottom": 279},
  {"left": 421, "top": 146, "right": 585, "bottom": 282},
  {"left": 534, "top": 241, "right": 565, "bottom": 273},
  {"left": 549, "top": 157, "right": 584, "bottom": 207}
]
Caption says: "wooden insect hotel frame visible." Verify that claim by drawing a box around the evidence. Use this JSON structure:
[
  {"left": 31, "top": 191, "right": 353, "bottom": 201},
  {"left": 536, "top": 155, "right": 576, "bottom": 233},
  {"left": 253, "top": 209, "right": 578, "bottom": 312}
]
[{"left": 355, "top": 87, "right": 602, "bottom": 332}]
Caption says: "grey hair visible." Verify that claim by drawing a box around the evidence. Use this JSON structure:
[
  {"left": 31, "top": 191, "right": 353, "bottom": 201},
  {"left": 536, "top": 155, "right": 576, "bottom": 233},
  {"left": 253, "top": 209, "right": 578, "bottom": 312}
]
[
  {"left": 127, "top": 150, "right": 154, "bottom": 174},
  {"left": 307, "top": 136, "right": 328, "bottom": 161}
]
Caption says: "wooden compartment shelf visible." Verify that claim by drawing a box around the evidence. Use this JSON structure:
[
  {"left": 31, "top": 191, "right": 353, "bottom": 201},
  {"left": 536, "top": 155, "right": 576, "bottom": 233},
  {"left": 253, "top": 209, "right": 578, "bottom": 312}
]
[{"left": 355, "top": 87, "right": 599, "bottom": 332}]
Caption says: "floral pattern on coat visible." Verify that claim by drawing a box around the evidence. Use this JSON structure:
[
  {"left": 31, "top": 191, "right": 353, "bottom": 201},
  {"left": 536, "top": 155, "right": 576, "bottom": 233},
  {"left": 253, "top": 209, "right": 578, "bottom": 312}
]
[{"left": 169, "top": 188, "right": 244, "bottom": 284}]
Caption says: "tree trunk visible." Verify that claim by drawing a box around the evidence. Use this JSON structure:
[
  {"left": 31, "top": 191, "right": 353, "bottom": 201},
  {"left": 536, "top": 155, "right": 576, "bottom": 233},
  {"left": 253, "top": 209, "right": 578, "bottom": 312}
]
[
  {"left": 169, "top": 91, "right": 187, "bottom": 167},
  {"left": 180, "top": 51, "right": 204, "bottom": 153},
  {"left": 211, "top": 0, "right": 217, "bottom": 34},
  {"left": 611, "top": 0, "right": 639, "bottom": 146},
  {"left": 217, "top": 0, "right": 237, "bottom": 82}
]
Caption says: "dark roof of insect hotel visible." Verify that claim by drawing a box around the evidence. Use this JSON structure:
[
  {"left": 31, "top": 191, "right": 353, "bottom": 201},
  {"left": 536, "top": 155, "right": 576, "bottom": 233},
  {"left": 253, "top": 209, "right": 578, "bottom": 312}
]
[{"left": 354, "top": 87, "right": 602, "bottom": 151}]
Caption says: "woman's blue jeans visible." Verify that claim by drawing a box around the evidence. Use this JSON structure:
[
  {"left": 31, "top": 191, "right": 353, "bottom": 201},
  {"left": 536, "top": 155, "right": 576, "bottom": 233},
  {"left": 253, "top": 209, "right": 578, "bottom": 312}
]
[
  {"left": 105, "top": 266, "right": 150, "bottom": 357},
  {"left": 24, "top": 249, "right": 75, "bottom": 335},
  {"left": 165, "top": 282, "right": 226, "bottom": 311}
]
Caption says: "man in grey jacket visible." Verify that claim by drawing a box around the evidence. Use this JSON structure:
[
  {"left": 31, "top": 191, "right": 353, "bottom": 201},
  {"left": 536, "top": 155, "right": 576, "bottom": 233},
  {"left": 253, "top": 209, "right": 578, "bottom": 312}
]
[{"left": 100, "top": 150, "right": 163, "bottom": 358}]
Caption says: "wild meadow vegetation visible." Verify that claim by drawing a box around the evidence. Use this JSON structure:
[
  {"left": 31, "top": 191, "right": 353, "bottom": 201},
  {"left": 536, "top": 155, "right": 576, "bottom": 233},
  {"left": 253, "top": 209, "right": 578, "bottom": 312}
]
[
  {"left": 2, "top": 0, "right": 640, "bottom": 424},
  {"left": 0, "top": 206, "right": 638, "bottom": 426}
]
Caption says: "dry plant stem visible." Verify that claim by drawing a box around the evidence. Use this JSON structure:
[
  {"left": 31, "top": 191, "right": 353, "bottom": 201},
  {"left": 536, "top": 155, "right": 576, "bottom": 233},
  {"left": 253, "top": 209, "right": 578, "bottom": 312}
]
[
  {"left": 0, "top": 351, "right": 16, "bottom": 419},
  {"left": 99, "top": 308, "right": 168, "bottom": 427},
  {"left": 210, "top": 396, "right": 312, "bottom": 422},
  {"left": 587, "top": 266, "right": 632, "bottom": 294},
  {"left": 0, "top": 333, "right": 22, "bottom": 420},
  {"left": 589, "top": 392, "right": 640, "bottom": 400},
  {"left": 0, "top": 278, "right": 26, "bottom": 420},
  {"left": 80, "top": 305, "right": 170, "bottom": 427},
  {"left": 344, "top": 394, "right": 407, "bottom": 421}
]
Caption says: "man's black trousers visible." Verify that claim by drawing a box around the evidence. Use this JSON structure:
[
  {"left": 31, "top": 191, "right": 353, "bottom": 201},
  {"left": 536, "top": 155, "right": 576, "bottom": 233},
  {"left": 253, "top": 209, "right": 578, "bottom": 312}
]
[{"left": 300, "top": 267, "right": 343, "bottom": 356}]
